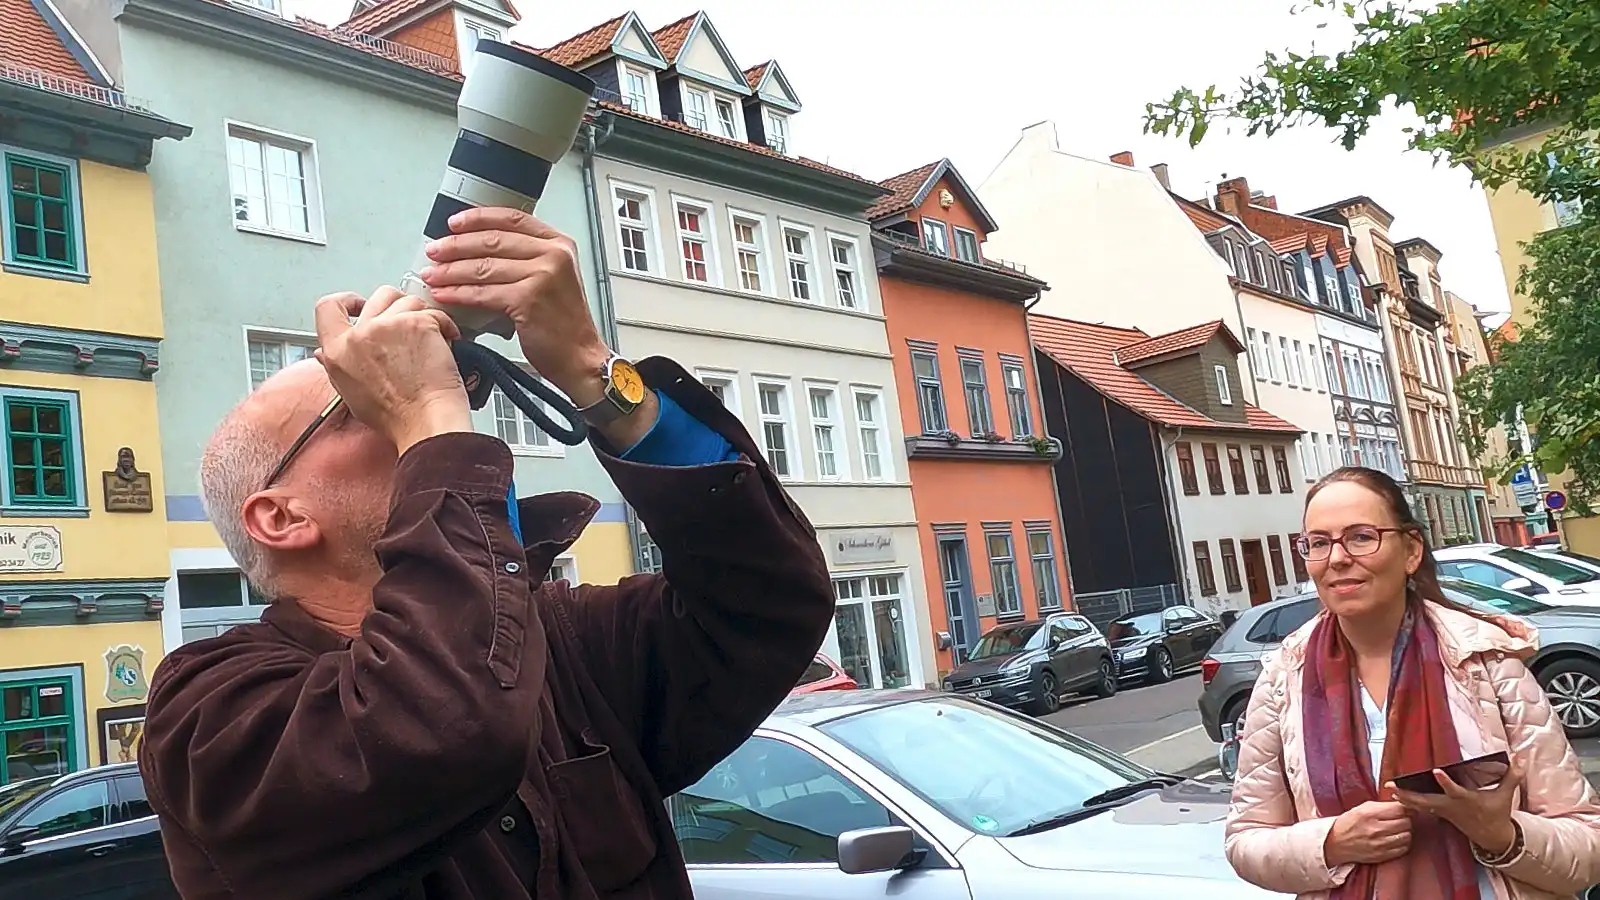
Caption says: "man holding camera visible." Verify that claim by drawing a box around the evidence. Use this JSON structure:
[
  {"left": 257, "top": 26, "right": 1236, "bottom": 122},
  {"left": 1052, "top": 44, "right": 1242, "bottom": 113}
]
[{"left": 139, "top": 208, "right": 836, "bottom": 900}]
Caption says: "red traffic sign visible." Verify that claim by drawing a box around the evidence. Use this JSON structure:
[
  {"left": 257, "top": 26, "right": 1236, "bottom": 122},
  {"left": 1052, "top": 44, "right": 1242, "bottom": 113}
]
[{"left": 1545, "top": 490, "right": 1568, "bottom": 512}]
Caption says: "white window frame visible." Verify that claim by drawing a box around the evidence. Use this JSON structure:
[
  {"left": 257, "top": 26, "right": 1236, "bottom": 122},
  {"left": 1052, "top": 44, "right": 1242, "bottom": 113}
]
[
  {"left": 804, "top": 381, "right": 848, "bottom": 482},
  {"left": 458, "top": 18, "right": 502, "bottom": 74},
  {"left": 609, "top": 180, "right": 661, "bottom": 276},
  {"left": 618, "top": 63, "right": 658, "bottom": 116},
  {"left": 827, "top": 232, "right": 863, "bottom": 311},
  {"left": 1001, "top": 360, "right": 1033, "bottom": 437},
  {"left": 1278, "top": 336, "right": 1294, "bottom": 387},
  {"left": 223, "top": 120, "right": 326, "bottom": 244},
  {"left": 713, "top": 95, "right": 742, "bottom": 140},
  {"left": 487, "top": 382, "right": 564, "bottom": 458},
  {"left": 0, "top": 144, "right": 89, "bottom": 277},
  {"left": 670, "top": 194, "right": 720, "bottom": 286},
  {"left": 681, "top": 85, "right": 712, "bottom": 131},
  {"left": 779, "top": 221, "right": 818, "bottom": 304},
  {"left": 243, "top": 327, "right": 316, "bottom": 391},
  {"left": 921, "top": 218, "right": 949, "bottom": 257},
  {"left": 952, "top": 226, "right": 980, "bottom": 263},
  {"left": 753, "top": 377, "right": 798, "bottom": 480},
  {"left": 727, "top": 206, "right": 772, "bottom": 296},
  {"left": 1246, "top": 328, "right": 1266, "bottom": 381},
  {"left": 765, "top": 110, "right": 790, "bottom": 154},
  {"left": 850, "top": 386, "right": 892, "bottom": 482},
  {"left": 1306, "top": 344, "right": 1324, "bottom": 391},
  {"left": 1291, "top": 340, "right": 1306, "bottom": 389},
  {"left": 694, "top": 368, "right": 741, "bottom": 421},
  {"left": 1300, "top": 258, "right": 1316, "bottom": 300},
  {"left": 1308, "top": 434, "right": 1322, "bottom": 480},
  {"left": 1344, "top": 276, "right": 1361, "bottom": 312},
  {"left": 1214, "top": 365, "right": 1233, "bottom": 405},
  {"left": 545, "top": 553, "right": 579, "bottom": 585},
  {"left": 1263, "top": 331, "right": 1281, "bottom": 381}
]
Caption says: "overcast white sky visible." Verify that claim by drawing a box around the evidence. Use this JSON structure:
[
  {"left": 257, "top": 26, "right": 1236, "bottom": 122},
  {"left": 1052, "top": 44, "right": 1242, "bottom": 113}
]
[{"left": 292, "top": 0, "right": 1512, "bottom": 314}]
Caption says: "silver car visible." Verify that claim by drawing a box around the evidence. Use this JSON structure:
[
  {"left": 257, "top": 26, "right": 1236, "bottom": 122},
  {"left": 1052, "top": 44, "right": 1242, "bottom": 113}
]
[{"left": 672, "top": 690, "right": 1285, "bottom": 899}]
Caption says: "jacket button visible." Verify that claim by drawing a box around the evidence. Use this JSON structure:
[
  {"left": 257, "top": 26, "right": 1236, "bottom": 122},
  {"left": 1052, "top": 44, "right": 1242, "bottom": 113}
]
[
  {"left": 500, "top": 815, "right": 516, "bottom": 833},
  {"left": 504, "top": 562, "right": 521, "bottom": 574}
]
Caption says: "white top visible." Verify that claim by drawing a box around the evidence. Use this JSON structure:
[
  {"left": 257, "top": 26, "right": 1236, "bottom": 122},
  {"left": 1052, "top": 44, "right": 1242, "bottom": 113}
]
[{"left": 1360, "top": 686, "right": 1496, "bottom": 899}]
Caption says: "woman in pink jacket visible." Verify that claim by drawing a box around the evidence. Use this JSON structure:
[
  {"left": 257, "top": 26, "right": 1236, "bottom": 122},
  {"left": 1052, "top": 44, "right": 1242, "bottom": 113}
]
[{"left": 1226, "top": 467, "right": 1600, "bottom": 899}]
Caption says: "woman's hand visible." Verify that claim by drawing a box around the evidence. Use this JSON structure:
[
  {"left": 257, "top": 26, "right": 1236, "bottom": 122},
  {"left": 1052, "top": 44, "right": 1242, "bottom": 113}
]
[
  {"left": 1388, "top": 758, "right": 1524, "bottom": 857},
  {"left": 1324, "top": 800, "right": 1414, "bottom": 866}
]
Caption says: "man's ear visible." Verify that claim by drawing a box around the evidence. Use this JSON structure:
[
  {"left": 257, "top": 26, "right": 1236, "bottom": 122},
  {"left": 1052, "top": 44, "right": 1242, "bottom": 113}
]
[{"left": 241, "top": 491, "right": 321, "bottom": 553}]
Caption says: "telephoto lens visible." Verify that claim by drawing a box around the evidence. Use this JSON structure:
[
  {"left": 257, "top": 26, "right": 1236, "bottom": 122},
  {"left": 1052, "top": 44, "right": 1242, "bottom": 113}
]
[{"left": 405, "top": 40, "right": 597, "bottom": 339}]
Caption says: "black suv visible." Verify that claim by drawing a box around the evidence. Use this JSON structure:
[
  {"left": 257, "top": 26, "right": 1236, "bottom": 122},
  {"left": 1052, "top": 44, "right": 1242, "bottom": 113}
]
[
  {"left": 941, "top": 612, "right": 1117, "bottom": 715},
  {"left": 0, "top": 763, "right": 176, "bottom": 899}
]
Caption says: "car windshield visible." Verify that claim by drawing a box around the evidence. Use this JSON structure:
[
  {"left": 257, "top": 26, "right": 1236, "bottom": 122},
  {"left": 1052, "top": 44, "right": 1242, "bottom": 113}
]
[
  {"left": 0, "top": 777, "right": 53, "bottom": 821},
  {"left": 968, "top": 623, "right": 1044, "bottom": 660},
  {"left": 819, "top": 696, "right": 1149, "bottom": 836},
  {"left": 1493, "top": 547, "right": 1597, "bottom": 585},
  {"left": 1439, "top": 578, "right": 1552, "bottom": 616},
  {"left": 1107, "top": 612, "right": 1163, "bottom": 640}
]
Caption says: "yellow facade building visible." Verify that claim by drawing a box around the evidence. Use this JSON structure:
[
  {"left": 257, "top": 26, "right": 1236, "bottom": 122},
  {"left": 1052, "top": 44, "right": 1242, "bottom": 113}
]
[
  {"left": 1479, "top": 125, "right": 1595, "bottom": 551},
  {"left": 0, "top": 10, "right": 188, "bottom": 784}
]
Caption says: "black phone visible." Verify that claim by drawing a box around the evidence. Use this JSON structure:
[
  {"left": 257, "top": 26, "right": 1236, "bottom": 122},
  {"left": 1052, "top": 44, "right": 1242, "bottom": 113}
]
[{"left": 1392, "top": 750, "right": 1510, "bottom": 794}]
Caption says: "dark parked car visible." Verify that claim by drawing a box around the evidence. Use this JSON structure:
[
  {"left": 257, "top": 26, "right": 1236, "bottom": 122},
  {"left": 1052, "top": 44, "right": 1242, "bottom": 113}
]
[
  {"left": 0, "top": 762, "right": 176, "bottom": 900},
  {"left": 1199, "top": 577, "right": 1600, "bottom": 744},
  {"left": 942, "top": 613, "right": 1117, "bottom": 715},
  {"left": 1106, "top": 605, "right": 1224, "bottom": 685}
]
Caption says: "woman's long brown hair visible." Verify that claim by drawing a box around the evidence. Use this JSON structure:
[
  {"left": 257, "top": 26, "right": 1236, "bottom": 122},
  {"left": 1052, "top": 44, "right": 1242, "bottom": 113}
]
[{"left": 1305, "top": 466, "right": 1457, "bottom": 610}]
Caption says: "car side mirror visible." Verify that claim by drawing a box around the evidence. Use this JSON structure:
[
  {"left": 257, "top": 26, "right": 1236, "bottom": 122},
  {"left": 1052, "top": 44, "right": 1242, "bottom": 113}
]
[
  {"left": 1, "top": 827, "right": 40, "bottom": 852},
  {"left": 837, "top": 825, "right": 917, "bottom": 875},
  {"left": 1503, "top": 577, "right": 1546, "bottom": 596}
]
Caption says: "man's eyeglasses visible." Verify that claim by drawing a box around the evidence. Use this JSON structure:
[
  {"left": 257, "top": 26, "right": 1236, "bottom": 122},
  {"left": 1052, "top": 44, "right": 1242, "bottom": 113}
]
[
  {"left": 1295, "top": 526, "right": 1408, "bottom": 561},
  {"left": 261, "top": 395, "right": 343, "bottom": 490}
]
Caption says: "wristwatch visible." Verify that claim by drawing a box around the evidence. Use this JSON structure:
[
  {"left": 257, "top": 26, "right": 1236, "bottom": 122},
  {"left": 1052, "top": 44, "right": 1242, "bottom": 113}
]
[{"left": 577, "top": 353, "right": 647, "bottom": 426}]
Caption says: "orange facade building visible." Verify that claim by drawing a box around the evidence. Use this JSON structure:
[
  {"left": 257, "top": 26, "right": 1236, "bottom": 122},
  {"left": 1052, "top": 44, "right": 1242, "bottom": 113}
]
[{"left": 869, "top": 160, "right": 1069, "bottom": 678}]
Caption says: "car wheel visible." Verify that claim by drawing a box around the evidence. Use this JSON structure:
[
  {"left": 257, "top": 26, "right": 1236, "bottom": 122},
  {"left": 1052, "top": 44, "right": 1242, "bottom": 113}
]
[
  {"left": 1145, "top": 648, "right": 1173, "bottom": 685},
  {"left": 1538, "top": 657, "right": 1600, "bottom": 740},
  {"left": 1221, "top": 696, "right": 1249, "bottom": 741},
  {"left": 1090, "top": 659, "right": 1118, "bottom": 698},
  {"left": 1031, "top": 670, "right": 1061, "bottom": 716}
]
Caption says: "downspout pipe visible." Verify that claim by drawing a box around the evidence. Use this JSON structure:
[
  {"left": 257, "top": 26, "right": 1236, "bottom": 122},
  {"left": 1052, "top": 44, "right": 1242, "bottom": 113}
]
[{"left": 581, "top": 114, "right": 619, "bottom": 350}]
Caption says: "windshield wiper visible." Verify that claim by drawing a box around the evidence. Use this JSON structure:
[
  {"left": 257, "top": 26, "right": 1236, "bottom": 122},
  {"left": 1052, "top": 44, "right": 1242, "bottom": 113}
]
[{"left": 1004, "top": 776, "right": 1185, "bottom": 837}]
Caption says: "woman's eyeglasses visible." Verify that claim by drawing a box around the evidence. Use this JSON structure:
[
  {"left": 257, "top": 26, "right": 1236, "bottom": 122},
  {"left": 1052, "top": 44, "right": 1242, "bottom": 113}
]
[{"left": 1295, "top": 526, "right": 1408, "bottom": 561}]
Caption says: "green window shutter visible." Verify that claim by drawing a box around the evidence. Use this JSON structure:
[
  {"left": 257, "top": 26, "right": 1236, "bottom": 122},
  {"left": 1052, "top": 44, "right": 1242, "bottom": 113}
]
[
  {"left": 4, "top": 397, "right": 78, "bottom": 505},
  {"left": 5, "top": 154, "right": 78, "bottom": 270}
]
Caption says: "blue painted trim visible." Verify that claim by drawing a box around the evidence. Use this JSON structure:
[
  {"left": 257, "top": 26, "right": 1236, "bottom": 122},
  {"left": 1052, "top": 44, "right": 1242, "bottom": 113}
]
[
  {"left": 166, "top": 495, "right": 631, "bottom": 525},
  {"left": 0, "top": 320, "right": 161, "bottom": 381}
]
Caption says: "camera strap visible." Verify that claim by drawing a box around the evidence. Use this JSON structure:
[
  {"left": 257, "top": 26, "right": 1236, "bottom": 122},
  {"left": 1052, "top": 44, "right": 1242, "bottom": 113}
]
[{"left": 452, "top": 340, "right": 589, "bottom": 446}]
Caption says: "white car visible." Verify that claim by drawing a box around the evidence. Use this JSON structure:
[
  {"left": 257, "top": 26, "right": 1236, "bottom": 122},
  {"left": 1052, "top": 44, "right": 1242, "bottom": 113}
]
[{"left": 1435, "top": 543, "right": 1600, "bottom": 607}]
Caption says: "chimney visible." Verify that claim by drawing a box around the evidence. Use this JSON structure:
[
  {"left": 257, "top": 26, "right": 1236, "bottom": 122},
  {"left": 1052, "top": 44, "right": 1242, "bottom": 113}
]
[
  {"left": 1150, "top": 163, "right": 1171, "bottom": 190},
  {"left": 1215, "top": 176, "right": 1250, "bottom": 217},
  {"left": 1257, "top": 195, "right": 1278, "bottom": 210},
  {"left": 1110, "top": 151, "right": 1135, "bottom": 167}
]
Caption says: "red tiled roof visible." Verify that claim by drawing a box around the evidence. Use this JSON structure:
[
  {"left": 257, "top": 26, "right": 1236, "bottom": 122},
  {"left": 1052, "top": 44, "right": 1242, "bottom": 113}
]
[
  {"left": 0, "top": 0, "right": 93, "bottom": 83},
  {"left": 597, "top": 99, "right": 880, "bottom": 187},
  {"left": 1115, "top": 319, "right": 1240, "bottom": 365},
  {"left": 866, "top": 161, "right": 939, "bottom": 219},
  {"left": 1311, "top": 234, "right": 1329, "bottom": 257},
  {"left": 743, "top": 60, "right": 770, "bottom": 90},
  {"left": 295, "top": 16, "right": 460, "bottom": 77},
  {"left": 1269, "top": 234, "right": 1308, "bottom": 254},
  {"left": 1029, "top": 314, "right": 1301, "bottom": 434},
  {"left": 1171, "top": 193, "right": 1232, "bottom": 233},
  {"left": 1334, "top": 245, "right": 1352, "bottom": 266},
  {"left": 650, "top": 12, "right": 697, "bottom": 63},
  {"left": 538, "top": 14, "right": 626, "bottom": 67},
  {"left": 343, "top": 0, "right": 518, "bottom": 32}
]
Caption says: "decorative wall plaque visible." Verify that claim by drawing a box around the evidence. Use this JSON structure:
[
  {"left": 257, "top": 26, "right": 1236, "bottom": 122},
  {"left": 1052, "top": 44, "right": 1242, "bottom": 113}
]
[{"left": 102, "top": 447, "right": 154, "bottom": 513}]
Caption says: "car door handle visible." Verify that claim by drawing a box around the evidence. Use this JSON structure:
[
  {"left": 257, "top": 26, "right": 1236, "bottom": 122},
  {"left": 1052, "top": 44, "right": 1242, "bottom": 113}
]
[{"left": 86, "top": 843, "right": 118, "bottom": 858}]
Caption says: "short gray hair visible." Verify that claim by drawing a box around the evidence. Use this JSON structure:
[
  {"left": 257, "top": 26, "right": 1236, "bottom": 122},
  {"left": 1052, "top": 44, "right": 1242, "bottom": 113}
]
[{"left": 199, "top": 408, "right": 282, "bottom": 596}]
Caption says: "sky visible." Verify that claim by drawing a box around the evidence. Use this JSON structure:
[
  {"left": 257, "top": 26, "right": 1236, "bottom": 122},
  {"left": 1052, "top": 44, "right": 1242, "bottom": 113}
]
[{"left": 291, "top": 0, "right": 1512, "bottom": 315}]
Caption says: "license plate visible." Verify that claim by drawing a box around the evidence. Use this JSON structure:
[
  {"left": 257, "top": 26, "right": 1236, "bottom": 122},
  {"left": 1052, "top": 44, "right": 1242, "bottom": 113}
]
[{"left": 975, "top": 689, "right": 992, "bottom": 699}]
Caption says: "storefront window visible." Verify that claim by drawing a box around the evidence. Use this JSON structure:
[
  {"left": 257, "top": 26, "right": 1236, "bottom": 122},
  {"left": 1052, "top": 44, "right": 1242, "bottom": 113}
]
[
  {"left": 177, "top": 569, "right": 267, "bottom": 645},
  {"left": 832, "top": 575, "right": 912, "bottom": 689},
  {"left": 1, "top": 676, "right": 76, "bottom": 786}
]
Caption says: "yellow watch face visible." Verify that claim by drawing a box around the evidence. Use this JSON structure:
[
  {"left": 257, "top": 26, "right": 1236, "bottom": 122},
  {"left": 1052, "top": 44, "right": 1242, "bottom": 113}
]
[{"left": 609, "top": 358, "right": 647, "bottom": 405}]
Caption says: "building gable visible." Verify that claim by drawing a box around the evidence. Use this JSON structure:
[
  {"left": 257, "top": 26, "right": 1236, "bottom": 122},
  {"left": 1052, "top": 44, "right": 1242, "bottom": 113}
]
[
  {"left": 671, "top": 13, "right": 751, "bottom": 96},
  {"left": 746, "top": 60, "right": 800, "bottom": 112},
  {"left": 613, "top": 11, "right": 666, "bottom": 68}
]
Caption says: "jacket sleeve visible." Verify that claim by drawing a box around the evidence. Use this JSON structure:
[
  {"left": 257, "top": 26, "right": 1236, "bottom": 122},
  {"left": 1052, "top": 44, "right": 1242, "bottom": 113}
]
[
  {"left": 562, "top": 360, "right": 835, "bottom": 796},
  {"left": 1224, "top": 654, "right": 1354, "bottom": 894},
  {"left": 140, "top": 434, "right": 542, "bottom": 900},
  {"left": 1483, "top": 655, "right": 1600, "bottom": 893}
]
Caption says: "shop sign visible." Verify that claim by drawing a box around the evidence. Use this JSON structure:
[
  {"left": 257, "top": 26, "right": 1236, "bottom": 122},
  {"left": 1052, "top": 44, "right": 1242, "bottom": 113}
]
[
  {"left": 0, "top": 525, "right": 62, "bottom": 573},
  {"left": 828, "top": 531, "right": 896, "bottom": 566},
  {"left": 104, "top": 644, "right": 149, "bottom": 704}
]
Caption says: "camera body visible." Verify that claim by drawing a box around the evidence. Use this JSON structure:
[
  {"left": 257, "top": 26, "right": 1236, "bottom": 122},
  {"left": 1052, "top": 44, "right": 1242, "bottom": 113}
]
[{"left": 405, "top": 41, "right": 597, "bottom": 339}]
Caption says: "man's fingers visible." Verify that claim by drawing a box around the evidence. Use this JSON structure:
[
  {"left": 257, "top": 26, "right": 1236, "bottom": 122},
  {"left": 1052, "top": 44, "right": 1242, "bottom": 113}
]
[
  {"left": 419, "top": 257, "right": 534, "bottom": 289},
  {"left": 359, "top": 285, "right": 408, "bottom": 322},
  {"left": 448, "top": 206, "right": 561, "bottom": 240},
  {"left": 423, "top": 230, "right": 551, "bottom": 264},
  {"left": 313, "top": 293, "right": 360, "bottom": 346},
  {"left": 417, "top": 308, "right": 462, "bottom": 342}
]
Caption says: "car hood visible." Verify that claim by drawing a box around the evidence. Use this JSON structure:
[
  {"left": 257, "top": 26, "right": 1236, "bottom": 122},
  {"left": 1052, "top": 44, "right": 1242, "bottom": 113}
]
[
  {"left": 949, "top": 654, "right": 1025, "bottom": 679},
  {"left": 995, "top": 781, "right": 1275, "bottom": 891},
  {"left": 1110, "top": 634, "right": 1160, "bottom": 651}
]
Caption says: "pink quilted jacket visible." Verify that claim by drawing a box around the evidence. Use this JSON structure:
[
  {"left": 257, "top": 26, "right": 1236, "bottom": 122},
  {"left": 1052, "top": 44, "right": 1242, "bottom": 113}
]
[{"left": 1225, "top": 600, "right": 1600, "bottom": 899}]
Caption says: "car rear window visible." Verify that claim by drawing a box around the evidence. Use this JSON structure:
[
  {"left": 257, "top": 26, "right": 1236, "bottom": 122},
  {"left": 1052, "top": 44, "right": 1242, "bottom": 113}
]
[
  {"left": 1244, "top": 599, "right": 1317, "bottom": 645},
  {"left": 1493, "top": 547, "right": 1597, "bottom": 584}
]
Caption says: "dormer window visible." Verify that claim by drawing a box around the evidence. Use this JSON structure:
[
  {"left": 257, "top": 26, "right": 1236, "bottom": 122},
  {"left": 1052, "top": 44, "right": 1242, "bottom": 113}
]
[
  {"left": 460, "top": 20, "right": 503, "bottom": 75},
  {"left": 622, "top": 67, "right": 652, "bottom": 115},
  {"left": 1322, "top": 267, "right": 1339, "bottom": 307},
  {"left": 1301, "top": 258, "right": 1316, "bottom": 300},
  {"left": 765, "top": 111, "right": 790, "bottom": 154},
  {"left": 233, "top": 0, "right": 280, "bottom": 14},
  {"left": 953, "top": 227, "right": 980, "bottom": 263},
  {"left": 1215, "top": 365, "right": 1233, "bottom": 405},
  {"left": 921, "top": 219, "right": 949, "bottom": 257},
  {"left": 714, "top": 98, "right": 739, "bottom": 139},
  {"left": 1344, "top": 276, "right": 1361, "bottom": 313},
  {"left": 684, "top": 89, "right": 710, "bottom": 131}
]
